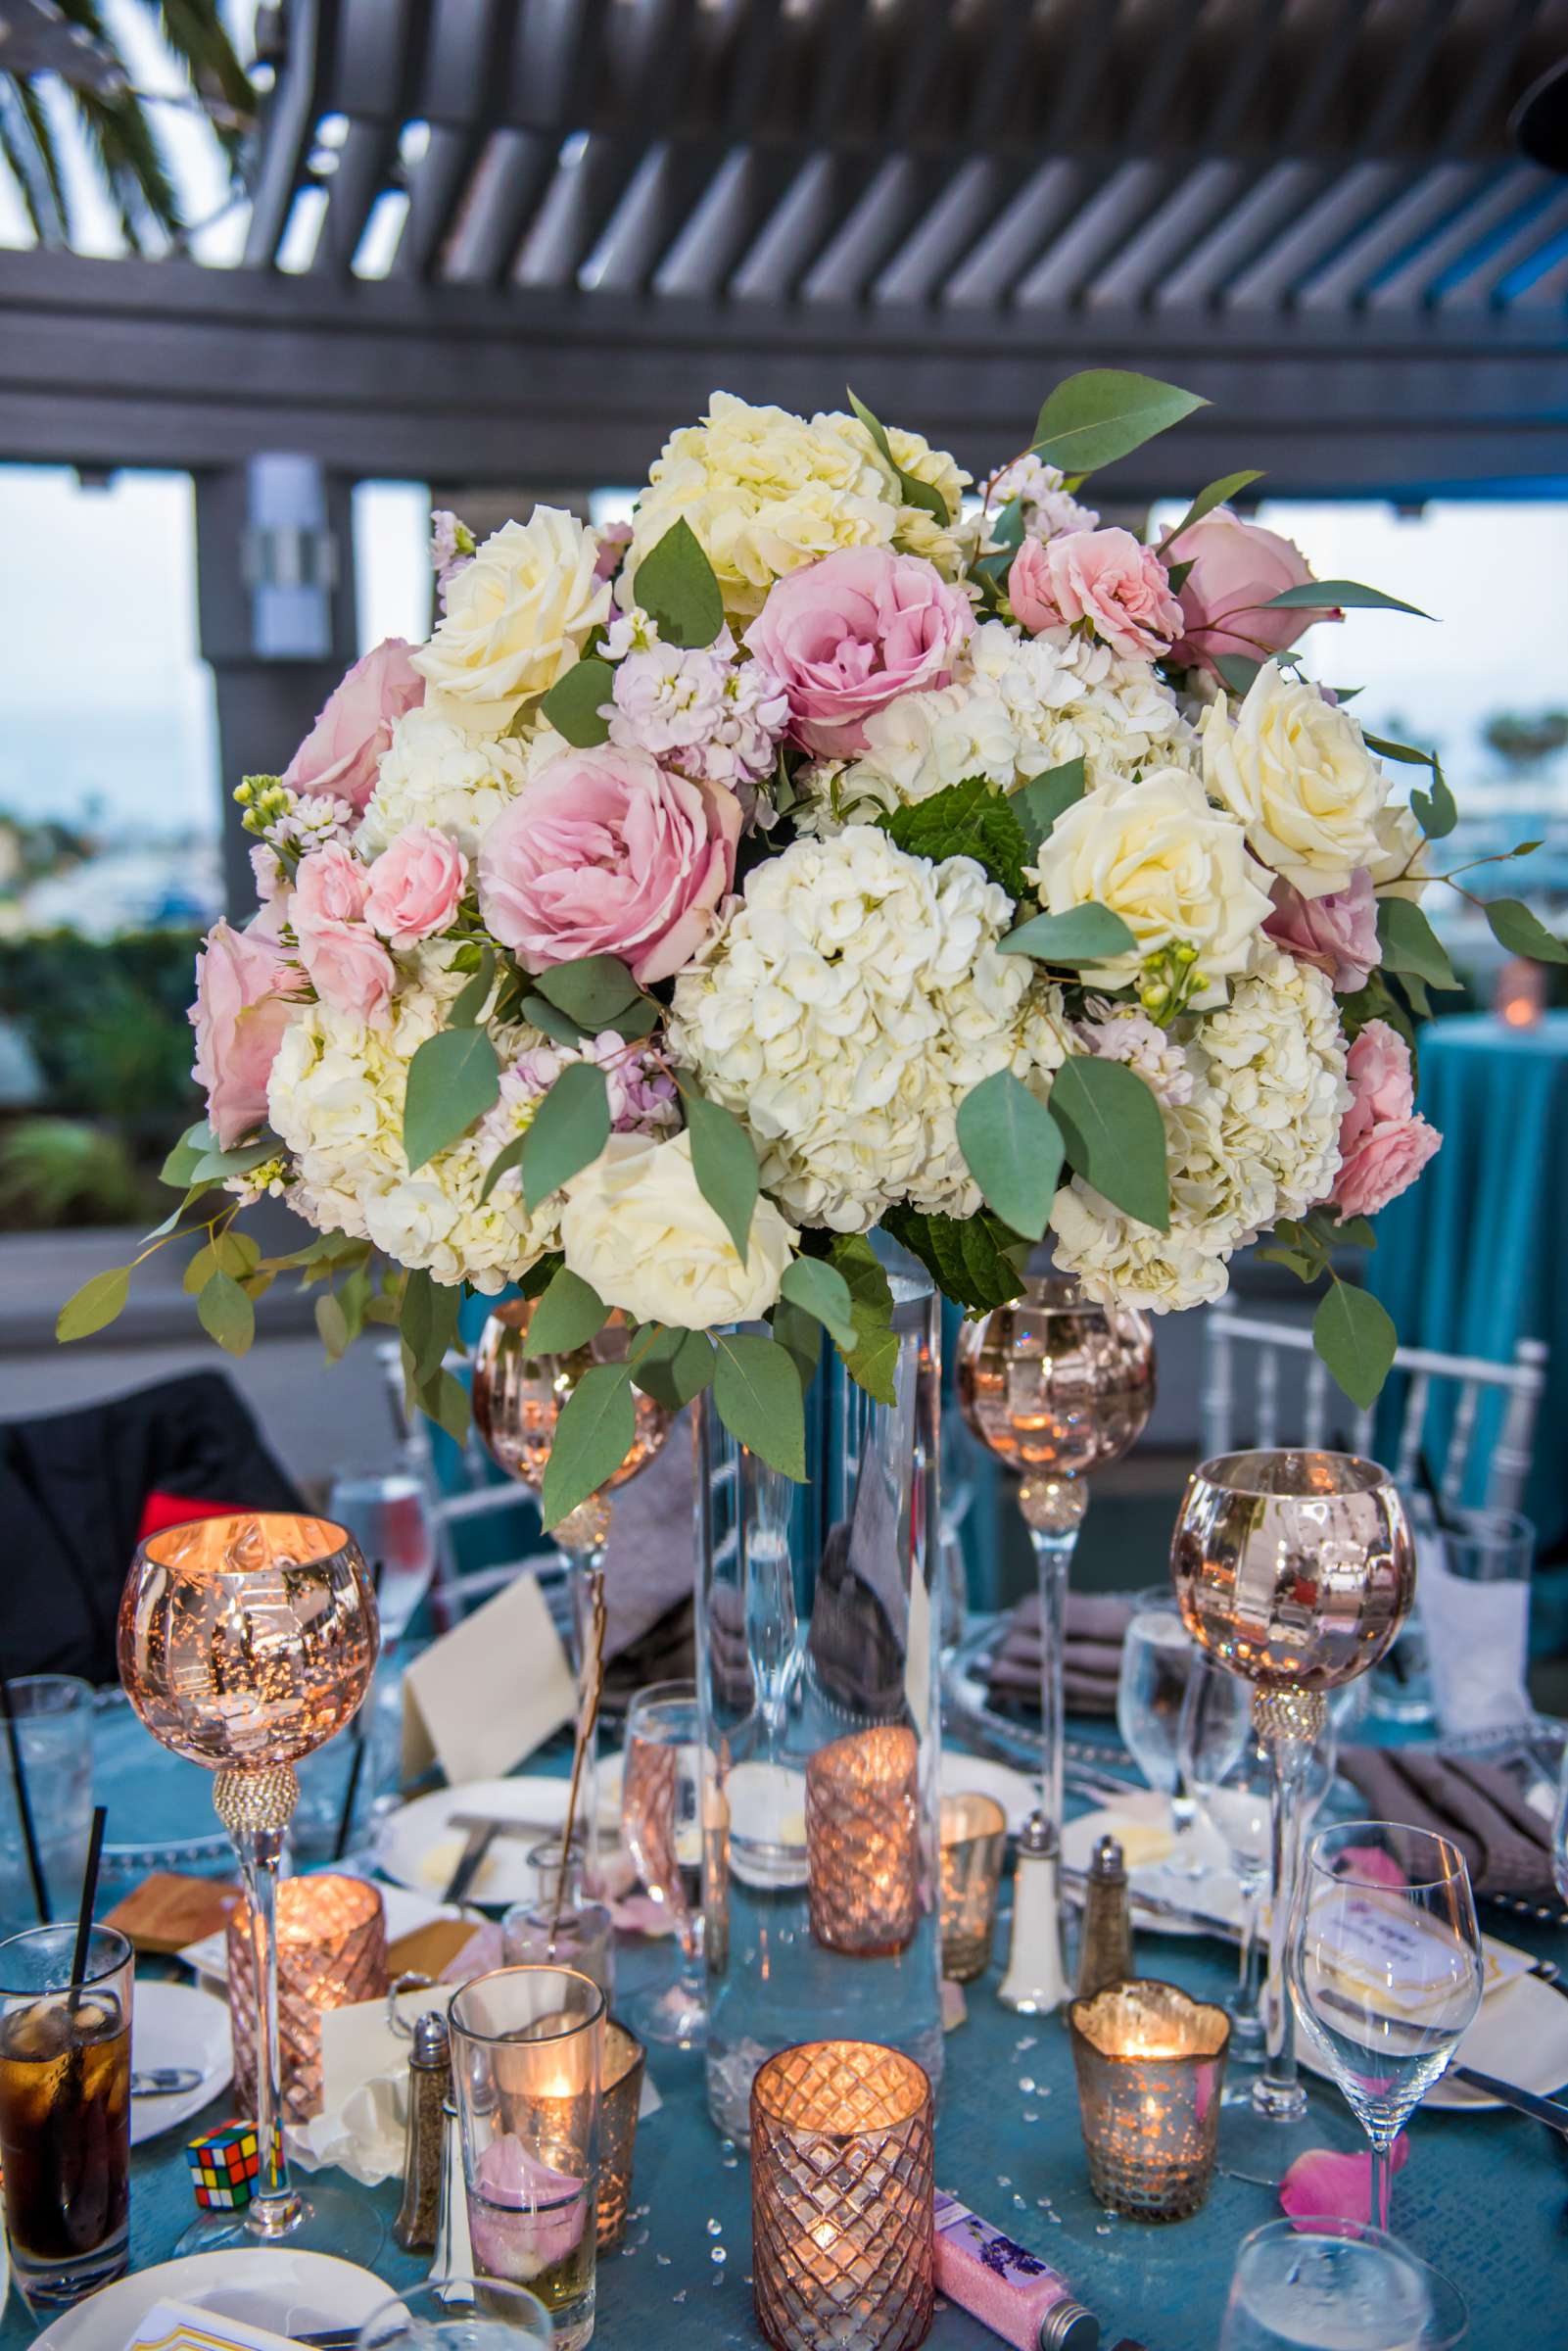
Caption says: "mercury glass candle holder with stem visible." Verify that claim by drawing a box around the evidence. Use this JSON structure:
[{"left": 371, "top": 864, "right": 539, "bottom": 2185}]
[
  {"left": 956, "top": 1252, "right": 1155, "bottom": 1880},
  {"left": 118, "top": 1511, "right": 382, "bottom": 2261},
  {"left": 472, "top": 1301, "right": 672, "bottom": 1891},
  {"left": 1171, "top": 1449, "right": 1414, "bottom": 2186}
]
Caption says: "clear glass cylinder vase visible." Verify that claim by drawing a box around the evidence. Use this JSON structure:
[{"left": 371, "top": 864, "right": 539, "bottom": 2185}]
[{"left": 695, "top": 1249, "right": 943, "bottom": 2142}]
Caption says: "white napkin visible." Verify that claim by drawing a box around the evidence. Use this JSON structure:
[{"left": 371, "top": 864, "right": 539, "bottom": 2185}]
[
  {"left": 127, "top": 2301, "right": 303, "bottom": 2351},
  {"left": 288, "top": 1983, "right": 454, "bottom": 2185},
  {"left": 1421, "top": 1530, "right": 1534, "bottom": 1736}
]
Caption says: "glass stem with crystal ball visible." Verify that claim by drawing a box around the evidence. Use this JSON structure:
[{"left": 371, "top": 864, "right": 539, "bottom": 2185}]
[
  {"left": 217, "top": 1766, "right": 301, "bottom": 2234},
  {"left": 1018, "top": 1474, "right": 1086, "bottom": 1848},
  {"left": 1252, "top": 1688, "right": 1324, "bottom": 2126}
]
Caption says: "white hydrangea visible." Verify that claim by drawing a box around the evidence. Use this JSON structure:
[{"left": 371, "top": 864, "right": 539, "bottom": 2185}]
[
  {"left": 356, "top": 708, "right": 542, "bottom": 858},
  {"left": 266, "top": 947, "right": 555, "bottom": 1293},
  {"left": 1050, "top": 1179, "right": 1232, "bottom": 1316},
  {"left": 668, "top": 826, "right": 1070, "bottom": 1231}
]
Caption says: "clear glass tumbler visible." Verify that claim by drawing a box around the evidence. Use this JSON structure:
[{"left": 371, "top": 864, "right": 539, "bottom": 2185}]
[
  {"left": 0, "top": 1675, "right": 93, "bottom": 1940},
  {"left": 356, "top": 2278, "right": 554, "bottom": 2350}
]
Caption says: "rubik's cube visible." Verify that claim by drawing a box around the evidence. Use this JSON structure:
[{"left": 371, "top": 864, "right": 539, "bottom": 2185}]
[{"left": 185, "top": 2119, "right": 274, "bottom": 2209}]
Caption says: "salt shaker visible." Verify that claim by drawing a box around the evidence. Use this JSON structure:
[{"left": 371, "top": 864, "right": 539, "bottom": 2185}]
[
  {"left": 998, "top": 1809, "right": 1069, "bottom": 2015},
  {"left": 393, "top": 2009, "right": 451, "bottom": 2252},
  {"left": 1074, "top": 1835, "right": 1133, "bottom": 2001}
]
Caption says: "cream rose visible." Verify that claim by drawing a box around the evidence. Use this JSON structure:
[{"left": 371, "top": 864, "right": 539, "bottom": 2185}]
[
  {"left": 1027, "top": 767, "right": 1272, "bottom": 1003},
  {"left": 559, "top": 1130, "right": 796, "bottom": 1327},
  {"left": 1365, "top": 801, "right": 1431, "bottom": 901},
  {"left": 412, "top": 509, "right": 610, "bottom": 731},
  {"left": 1201, "top": 666, "right": 1390, "bottom": 899}
]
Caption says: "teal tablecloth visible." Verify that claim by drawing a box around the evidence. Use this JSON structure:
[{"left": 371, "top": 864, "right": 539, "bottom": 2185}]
[{"left": 1371, "top": 1011, "right": 1568, "bottom": 1555}]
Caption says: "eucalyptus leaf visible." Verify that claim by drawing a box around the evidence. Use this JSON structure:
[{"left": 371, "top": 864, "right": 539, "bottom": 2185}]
[
  {"left": 479, "top": 1132, "right": 529, "bottom": 1204},
  {"left": 633, "top": 516, "right": 724, "bottom": 648},
  {"left": 633, "top": 1323, "right": 716, "bottom": 1411},
  {"left": 522, "top": 1061, "right": 611, "bottom": 1212},
  {"left": 197, "top": 1269, "right": 255, "bottom": 1357},
  {"left": 780, "top": 1256, "right": 858, "bottom": 1352},
  {"left": 1011, "top": 759, "right": 1085, "bottom": 860},
  {"left": 1263, "top": 579, "right": 1432, "bottom": 619},
  {"left": 401, "top": 1267, "right": 462, "bottom": 1389},
  {"left": 56, "top": 1265, "right": 129, "bottom": 1343},
  {"left": 315, "top": 1290, "right": 350, "bottom": 1362},
  {"left": 828, "top": 1233, "right": 899, "bottom": 1404},
  {"left": 404, "top": 1025, "right": 501, "bottom": 1172},
  {"left": 681, "top": 1083, "right": 759, "bottom": 1266},
  {"left": 1313, "top": 1280, "right": 1397, "bottom": 1412},
  {"left": 1000, "top": 903, "right": 1138, "bottom": 964},
  {"left": 533, "top": 955, "right": 643, "bottom": 1032},
  {"left": 1159, "top": 469, "right": 1265, "bottom": 552},
  {"left": 770, "top": 1296, "right": 824, "bottom": 1394},
  {"left": 1050, "top": 1057, "right": 1169, "bottom": 1232},
  {"left": 1376, "top": 897, "right": 1459, "bottom": 991},
  {"left": 519, "top": 993, "right": 589, "bottom": 1046},
  {"left": 449, "top": 944, "right": 497, "bottom": 1029},
  {"left": 421, "top": 1367, "right": 473, "bottom": 1447},
  {"left": 1031, "top": 369, "right": 1208, "bottom": 475},
  {"left": 1483, "top": 898, "right": 1568, "bottom": 966},
  {"left": 540, "top": 1362, "right": 636, "bottom": 1527},
  {"left": 713, "top": 1332, "right": 808, "bottom": 1480},
  {"left": 160, "top": 1121, "right": 214, "bottom": 1189},
  {"left": 956, "top": 1069, "right": 1064, "bottom": 1243},
  {"left": 1212, "top": 653, "right": 1264, "bottom": 697},
  {"left": 527, "top": 1266, "right": 609, "bottom": 1356},
  {"left": 539, "top": 657, "right": 614, "bottom": 746},
  {"left": 846, "top": 389, "right": 950, "bottom": 524},
  {"left": 189, "top": 1137, "right": 275, "bottom": 1184}
]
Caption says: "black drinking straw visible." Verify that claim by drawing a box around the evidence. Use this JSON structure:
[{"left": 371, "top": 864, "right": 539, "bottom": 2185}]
[
  {"left": 332, "top": 1557, "right": 384, "bottom": 1861},
  {"left": 68, "top": 1805, "right": 108, "bottom": 2015},
  {"left": 0, "top": 1678, "right": 51, "bottom": 1925}
]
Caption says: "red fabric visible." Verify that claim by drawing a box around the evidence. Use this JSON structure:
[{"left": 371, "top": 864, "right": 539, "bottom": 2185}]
[{"left": 135, "top": 1492, "right": 245, "bottom": 1543}]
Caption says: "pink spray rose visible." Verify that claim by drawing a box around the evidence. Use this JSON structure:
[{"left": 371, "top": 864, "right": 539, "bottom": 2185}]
[
  {"left": 190, "top": 919, "right": 299, "bottom": 1147},
  {"left": 292, "top": 840, "right": 370, "bottom": 929},
  {"left": 1332, "top": 1019, "right": 1442, "bottom": 1220},
  {"left": 744, "top": 546, "right": 973, "bottom": 758},
  {"left": 1008, "top": 525, "right": 1184, "bottom": 659},
  {"left": 1264, "top": 869, "right": 1381, "bottom": 992},
  {"left": 364, "top": 826, "right": 468, "bottom": 946},
  {"left": 281, "top": 638, "right": 425, "bottom": 816},
  {"left": 1165, "top": 508, "right": 1339, "bottom": 673},
  {"left": 477, "top": 744, "right": 740, "bottom": 985},
  {"left": 296, "top": 918, "right": 396, "bottom": 1029}
]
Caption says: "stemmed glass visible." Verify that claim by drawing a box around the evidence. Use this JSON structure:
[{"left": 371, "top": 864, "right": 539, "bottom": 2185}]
[
  {"left": 1220, "top": 2220, "right": 1469, "bottom": 2351},
  {"left": 621, "top": 1681, "right": 706, "bottom": 2048},
  {"left": 1116, "top": 1589, "right": 1208, "bottom": 1880},
  {"left": 1290, "top": 1821, "right": 1482, "bottom": 2233},
  {"left": 956, "top": 1258, "right": 1154, "bottom": 1881},
  {"left": 119, "top": 1511, "right": 381, "bottom": 2259},
  {"left": 1171, "top": 1450, "right": 1413, "bottom": 2185}
]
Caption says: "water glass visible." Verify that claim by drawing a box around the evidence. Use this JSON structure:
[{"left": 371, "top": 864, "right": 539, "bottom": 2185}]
[
  {"left": 328, "top": 1466, "right": 440, "bottom": 1647},
  {"left": 0, "top": 1676, "right": 93, "bottom": 1939},
  {"left": 621, "top": 1680, "right": 705, "bottom": 2047},
  {"left": 1219, "top": 2219, "right": 1468, "bottom": 2349},
  {"left": 357, "top": 2279, "right": 553, "bottom": 2349},
  {"left": 1422, "top": 1508, "right": 1535, "bottom": 1737},
  {"left": 1117, "top": 1591, "right": 1205, "bottom": 1873}
]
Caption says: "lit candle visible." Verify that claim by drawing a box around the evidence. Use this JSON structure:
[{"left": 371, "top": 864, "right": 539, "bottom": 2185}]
[
  {"left": 1495, "top": 954, "right": 1545, "bottom": 1030},
  {"left": 1068, "top": 1980, "right": 1229, "bottom": 2222},
  {"left": 805, "top": 1726, "right": 921, "bottom": 1957},
  {"left": 226, "top": 1873, "right": 388, "bottom": 2122}
]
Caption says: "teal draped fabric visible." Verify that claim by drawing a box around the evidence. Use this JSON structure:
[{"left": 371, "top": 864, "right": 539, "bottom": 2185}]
[{"left": 1370, "top": 1012, "right": 1568, "bottom": 1553}]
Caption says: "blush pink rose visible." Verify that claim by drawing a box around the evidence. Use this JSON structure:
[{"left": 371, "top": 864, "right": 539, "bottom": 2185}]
[
  {"left": 1165, "top": 509, "right": 1339, "bottom": 673},
  {"left": 1264, "top": 870, "right": 1381, "bottom": 992},
  {"left": 744, "top": 547, "right": 973, "bottom": 758},
  {"left": 1341, "top": 1020, "right": 1415, "bottom": 1151},
  {"left": 282, "top": 638, "right": 425, "bottom": 816},
  {"left": 477, "top": 745, "right": 740, "bottom": 985},
  {"left": 190, "top": 919, "right": 300, "bottom": 1147},
  {"left": 1332, "top": 1018, "right": 1441, "bottom": 1219},
  {"left": 364, "top": 826, "right": 468, "bottom": 946},
  {"left": 292, "top": 840, "right": 370, "bottom": 929},
  {"left": 1009, "top": 525, "right": 1184, "bottom": 659},
  {"left": 296, "top": 917, "right": 396, "bottom": 1029},
  {"left": 1280, "top": 2135, "right": 1408, "bottom": 2228}
]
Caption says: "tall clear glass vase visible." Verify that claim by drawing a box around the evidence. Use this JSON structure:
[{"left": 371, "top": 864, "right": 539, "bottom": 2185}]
[{"left": 694, "top": 1250, "right": 943, "bottom": 2143}]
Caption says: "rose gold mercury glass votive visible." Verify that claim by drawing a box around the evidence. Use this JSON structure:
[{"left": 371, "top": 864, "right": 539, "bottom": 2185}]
[
  {"left": 594, "top": 2018, "right": 646, "bottom": 2249},
  {"left": 938, "top": 1794, "right": 1009, "bottom": 1983},
  {"left": 227, "top": 1873, "right": 389, "bottom": 2123},
  {"left": 805, "top": 1726, "right": 922, "bottom": 1957},
  {"left": 751, "top": 2039, "right": 935, "bottom": 2351},
  {"left": 1069, "top": 1979, "right": 1230, "bottom": 2221}
]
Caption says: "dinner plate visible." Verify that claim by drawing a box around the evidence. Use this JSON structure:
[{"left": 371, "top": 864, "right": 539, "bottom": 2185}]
[
  {"left": 1063, "top": 1791, "right": 1244, "bottom": 1936},
  {"left": 1329, "top": 1966, "right": 1568, "bottom": 2114},
  {"left": 374, "top": 1759, "right": 625, "bottom": 1908},
  {"left": 30, "top": 2248, "right": 388, "bottom": 2350},
  {"left": 938, "top": 1751, "right": 1038, "bottom": 1836},
  {"left": 129, "top": 1979, "right": 231, "bottom": 2146}
]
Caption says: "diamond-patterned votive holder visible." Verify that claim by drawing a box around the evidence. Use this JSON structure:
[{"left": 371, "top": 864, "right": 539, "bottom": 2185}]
[
  {"left": 1068, "top": 1979, "right": 1230, "bottom": 2221},
  {"left": 805, "top": 1727, "right": 921, "bottom": 1957},
  {"left": 938, "top": 1793, "right": 1008, "bottom": 1983},
  {"left": 595, "top": 2019, "right": 646, "bottom": 2249},
  {"left": 227, "top": 1873, "right": 389, "bottom": 2124},
  {"left": 751, "top": 2039, "right": 935, "bottom": 2351}
]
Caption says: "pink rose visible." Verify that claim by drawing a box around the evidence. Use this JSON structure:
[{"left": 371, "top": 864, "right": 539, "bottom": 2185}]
[
  {"left": 1165, "top": 509, "right": 1339, "bottom": 673},
  {"left": 296, "top": 918, "right": 396, "bottom": 1029},
  {"left": 292, "top": 840, "right": 370, "bottom": 929},
  {"left": 1332, "top": 1019, "right": 1441, "bottom": 1219},
  {"left": 189, "top": 919, "right": 299, "bottom": 1147},
  {"left": 478, "top": 744, "right": 740, "bottom": 985},
  {"left": 364, "top": 826, "right": 468, "bottom": 946},
  {"left": 744, "top": 547, "right": 973, "bottom": 758},
  {"left": 1009, "top": 526, "right": 1184, "bottom": 659},
  {"left": 1264, "top": 870, "right": 1381, "bottom": 992},
  {"left": 282, "top": 638, "right": 425, "bottom": 816},
  {"left": 1341, "top": 1020, "right": 1415, "bottom": 1152}
]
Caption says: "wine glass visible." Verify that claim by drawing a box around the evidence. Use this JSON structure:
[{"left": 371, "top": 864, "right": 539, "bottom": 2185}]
[
  {"left": 326, "top": 1465, "right": 439, "bottom": 1648},
  {"left": 357, "top": 2279, "right": 554, "bottom": 2350},
  {"left": 1180, "top": 1655, "right": 1335, "bottom": 2062},
  {"left": 1171, "top": 1449, "right": 1413, "bottom": 2185},
  {"left": 956, "top": 1256, "right": 1154, "bottom": 1880},
  {"left": 1219, "top": 2220, "right": 1469, "bottom": 2351},
  {"left": 1552, "top": 1740, "right": 1568, "bottom": 1909},
  {"left": 1116, "top": 1589, "right": 1207, "bottom": 1879},
  {"left": 472, "top": 1302, "right": 672, "bottom": 1887},
  {"left": 118, "top": 1511, "right": 381, "bottom": 2259},
  {"left": 1291, "top": 1820, "right": 1482, "bottom": 2233},
  {"left": 621, "top": 1681, "right": 706, "bottom": 2048}
]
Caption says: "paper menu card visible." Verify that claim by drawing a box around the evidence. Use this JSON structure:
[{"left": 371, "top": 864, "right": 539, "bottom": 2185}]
[
  {"left": 127, "top": 2302, "right": 304, "bottom": 2351},
  {"left": 403, "top": 1570, "right": 578, "bottom": 1787}
]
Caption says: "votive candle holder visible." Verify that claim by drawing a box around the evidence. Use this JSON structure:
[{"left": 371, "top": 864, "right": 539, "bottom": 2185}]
[
  {"left": 938, "top": 1793, "right": 1008, "bottom": 1983},
  {"left": 805, "top": 1727, "right": 921, "bottom": 1957},
  {"left": 227, "top": 1871, "right": 388, "bottom": 2124},
  {"left": 594, "top": 2018, "right": 646, "bottom": 2249},
  {"left": 751, "top": 2039, "right": 935, "bottom": 2351},
  {"left": 1068, "top": 1979, "right": 1229, "bottom": 2221}
]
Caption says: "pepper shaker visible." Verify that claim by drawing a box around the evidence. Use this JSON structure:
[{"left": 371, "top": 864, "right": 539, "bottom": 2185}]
[
  {"left": 393, "top": 2009, "right": 451, "bottom": 2252},
  {"left": 998, "top": 1808, "right": 1069, "bottom": 2015},
  {"left": 1074, "top": 1835, "right": 1133, "bottom": 2001}
]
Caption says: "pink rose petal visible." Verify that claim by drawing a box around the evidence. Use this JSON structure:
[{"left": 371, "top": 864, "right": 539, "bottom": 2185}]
[{"left": 1280, "top": 2135, "right": 1409, "bottom": 2228}]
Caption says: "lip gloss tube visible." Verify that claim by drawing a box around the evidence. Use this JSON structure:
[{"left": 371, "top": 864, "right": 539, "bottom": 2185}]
[{"left": 933, "top": 2190, "right": 1100, "bottom": 2350}]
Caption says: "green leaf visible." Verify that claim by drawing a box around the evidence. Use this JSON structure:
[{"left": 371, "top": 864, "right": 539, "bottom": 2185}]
[
  {"left": 713, "top": 1333, "right": 808, "bottom": 1480},
  {"left": 1212, "top": 653, "right": 1264, "bottom": 697},
  {"left": 1158, "top": 469, "right": 1265, "bottom": 552},
  {"left": 846, "top": 389, "right": 950, "bottom": 524},
  {"left": 1000, "top": 903, "right": 1139, "bottom": 965},
  {"left": 956, "top": 1070, "right": 1064, "bottom": 1243},
  {"left": 404, "top": 1025, "right": 501, "bottom": 1172},
  {"left": 479, "top": 1132, "right": 528, "bottom": 1204},
  {"left": 527, "top": 1266, "right": 609, "bottom": 1357},
  {"left": 1255, "top": 1246, "right": 1318, "bottom": 1282},
  {"left": 1482, "top": 898, "right": 1568, "bottom": 966},
  {"left": 449, "top": 945, "right": 496, "bottom": 1029},
  {"left": 533, "top": 955, "right": 643, "bottom": 1033},
  {"left": 402, "top": 1267, "right": 462, "bottom": 1389},
  {"left": 1050, "top": 1056, "right": 1169, "bottom": 1232},
  {"left": 183, "top": 1230, "right": 261, "bottom": 1293},
  {"left": 1402, "top": 972, "right": 1432, "bottom": 1021},
  {"left": 539, "top": 657, "right": 614, "bottom": 746},
  {"left": 780, "top": 1256, "right": 858, "bottom": 1353},
  {"left": 1409, "top": 767, "right": 1458, "bottom": 842},
  {"left": 522, "top": 1061, "right": 611, "bottom": 1213},
  {"left": 161, "top": 1120, "right": 214, "bottom": 1189},
  {"left": 879, "top": 776, "right": 1032, "bottom": 900},
  {"left": 770, "top": 1297, "right": 824, "bottom": 1394},
  {"left": 1362, "top": 733, "right": 1441, "bottom": 768},
  {"left": 1010, "top": 758, "right": 1086, "bottom": 860},
  {"left": 56, "top": 1264, "right": 129, "bottom": 1343},
  {"left": 879, "top": 1207, "right": 1027, "bottom": 1315},
  {"left": 633, "top": 1323, "right": 716, "bottom": 1411},
  {"left": 680, "top": 1084, "right": 759, "bottom": 1266},
  {"left": 827, "top": 1233, "right": 900, "bottom": 1404},
  {"left": 519, "top": 992, "right": 589, "bottom": 1046},
  {"left": 1031, "top": 369, "right": 1208, "bottom": 475},
  {"left": 197, "top": 1269, "right": 255, "bottom": 1357},
  {"left": 189, "top": 1137, "right": 275, "bottom": 1184},
  {"left": 315, "top": 1290, "right": 350, "bottom": 1362},
  {"left": 421, "top": 1367, "right": 472, "bottom": 1448},
  {"left": 1334, "top": 1215, "right": 1379, "bottom": 1251},
  {"left": 633, "top": 516, "right": 724, "bottom": 649},
  {"left": 540, "top": 1361, "right": 636, "bottom": 1527},
  {"left": 1313, "top": 1280, "right": 1398, "bottom": 1412},
  {"left": 1262, "top": 579, "right": 1431, "bottom": 619},
  {"left": 1164, "top": 557, "right": 1195, "bottom": 596},
  {"left": 1376, "top": 897, "right": 1459, "bottom": 991}
]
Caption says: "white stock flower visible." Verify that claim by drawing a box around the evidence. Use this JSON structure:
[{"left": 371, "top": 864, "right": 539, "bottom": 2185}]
[
  {"left": 559, "top": 1129, "right": 796, "bottom": 1327},
  {"left": 1076, "top": 998, "right": 1196, "bottom": 1107},
  {"left": 606, "top": 628, "right": 788, "bottom": 788},
  {"left": 979, "top": 455, "right": 1098, "bottom": 543},
  {"left": 1029, "top": 766, "right": 1273, "bottom": 1002},
  {"left": 668, "top": 826, "right": 1069, "bottom": 1230},
  {"left": 1201, "top": 665, "right": 1391, "bottom": 899},
  {"left": 412, "top": 509, "right": 611, "bottom": 731},
  {"left": 356, "top": 708, "right": 537, "bottom": 858}
]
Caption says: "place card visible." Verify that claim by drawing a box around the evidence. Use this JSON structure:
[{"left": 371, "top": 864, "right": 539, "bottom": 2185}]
[
  {"left": 127, "top": 2301, "right": 301, "bottom": 2351},
  {"left": 402, "top": 1569, "right": 578, "bottom": 1786}
]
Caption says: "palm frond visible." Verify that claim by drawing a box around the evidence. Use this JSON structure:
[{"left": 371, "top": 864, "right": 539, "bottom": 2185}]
[
  {"left": 155, "top": 1, "right": 259, "bottom": 157},
  {"left": 0, "top": 77, "right": 69, "bottom": 245}
]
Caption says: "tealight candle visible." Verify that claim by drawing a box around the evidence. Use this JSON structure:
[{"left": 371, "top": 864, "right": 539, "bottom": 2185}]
[
  {"left": 1068, "top": 1980, "right": 1229, "bottom": 2222},
  {"left": 938, "top": 1793, "right": 1008, "bottom": 1983},
  {"left": 594, "top": 2019, "right": 645, "bottom": 2249},
  {"left": 226, "top": 1872, "right": 388, "bottom": 2123},
  {"left": 805, "top": 1726, "right": 921, "bottom": 1956}
]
